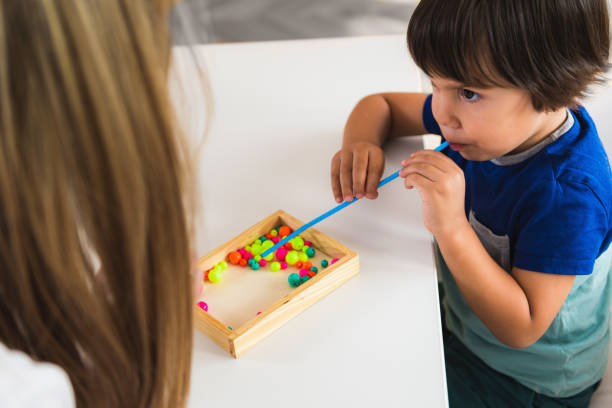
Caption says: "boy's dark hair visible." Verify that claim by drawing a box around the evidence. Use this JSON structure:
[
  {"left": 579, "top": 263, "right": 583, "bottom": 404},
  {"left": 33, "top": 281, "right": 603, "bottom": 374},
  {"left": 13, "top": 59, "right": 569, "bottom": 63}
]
[{"left": 408, "top": 0, "right": 610, "bottom": 111}]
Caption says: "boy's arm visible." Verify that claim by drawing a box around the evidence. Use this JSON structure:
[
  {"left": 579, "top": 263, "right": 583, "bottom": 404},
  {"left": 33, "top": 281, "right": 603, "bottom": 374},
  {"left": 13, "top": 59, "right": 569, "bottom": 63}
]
[
  {"left": 436, "top": 224, "right": 575, "bottom": 349},
  {"left": 400, "top": 150, "right": 576, "bottom": 349},
  {"left": 342, "top": 93, "right": 429, "bottom": 146},
  {"left": 331, "top": 93, "right": 429, "bottom": 203}
]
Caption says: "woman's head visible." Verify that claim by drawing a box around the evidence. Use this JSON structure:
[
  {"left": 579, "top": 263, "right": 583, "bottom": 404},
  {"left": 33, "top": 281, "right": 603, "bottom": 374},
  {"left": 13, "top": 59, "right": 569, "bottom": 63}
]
[
  {"left": 0, "top": 0, "right": 194, "bottom": 406},
  {"left": 408, "top": 0, "right": 610, "bottom": 112}
]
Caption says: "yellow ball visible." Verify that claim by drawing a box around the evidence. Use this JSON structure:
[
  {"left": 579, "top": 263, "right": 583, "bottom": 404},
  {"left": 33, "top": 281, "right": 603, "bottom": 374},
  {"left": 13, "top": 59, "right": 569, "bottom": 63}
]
[
  {"left": 286, "top": 251, "right": 299, "bottom": 265},
  {"left": 209, "top": 268, "right": 222, "bottom": 283}
]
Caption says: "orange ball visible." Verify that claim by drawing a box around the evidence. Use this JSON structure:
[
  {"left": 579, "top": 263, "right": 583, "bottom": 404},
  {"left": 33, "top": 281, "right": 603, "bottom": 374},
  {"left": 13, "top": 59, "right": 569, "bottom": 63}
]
[
  {"left": 304, "top": 261, "right": 312, "bottom": 270},
  {"left": 265, "top": 233, "right": 273, "bottom": 239},
  {"left": 307, "top": 271, "right": 316, "bottom": 278},
  {"left": 279, "top": 226, "right": 291, "bottom": 237},
  {"left": 296, "top": 261, "right": 303, "bottom": 269},
  {"left": 228, "top": 251, "right": 242, "bottom": 265},
  {"left": 239, "top": 259, "right": 247, "bottom": 267}
]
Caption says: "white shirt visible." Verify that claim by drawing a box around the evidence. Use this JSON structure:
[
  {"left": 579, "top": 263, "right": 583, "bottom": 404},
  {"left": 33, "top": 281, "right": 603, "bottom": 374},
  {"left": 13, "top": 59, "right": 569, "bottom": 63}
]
[{"left": 0, "top": 342, "right": 75, "bottom": 407}]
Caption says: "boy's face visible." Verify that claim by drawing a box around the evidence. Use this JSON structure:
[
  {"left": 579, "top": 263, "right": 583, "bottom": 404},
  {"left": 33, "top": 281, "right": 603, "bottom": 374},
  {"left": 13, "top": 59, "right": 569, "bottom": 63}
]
[{"left": 430, "top": 75, "right": 565, "bottom": 161}]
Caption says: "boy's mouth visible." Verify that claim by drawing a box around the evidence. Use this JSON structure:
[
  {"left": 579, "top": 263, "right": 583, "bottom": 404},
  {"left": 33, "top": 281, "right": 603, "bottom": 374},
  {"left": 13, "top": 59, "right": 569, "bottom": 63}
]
[{"left": 449, "top": 142, "right": 466, "bottom": 151}]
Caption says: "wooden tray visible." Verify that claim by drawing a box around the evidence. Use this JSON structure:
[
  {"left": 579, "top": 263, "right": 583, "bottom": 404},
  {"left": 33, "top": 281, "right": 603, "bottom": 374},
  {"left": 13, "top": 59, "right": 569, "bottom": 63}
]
[{"left": 195, "top": 209, "right": 359, "bottom": 358}]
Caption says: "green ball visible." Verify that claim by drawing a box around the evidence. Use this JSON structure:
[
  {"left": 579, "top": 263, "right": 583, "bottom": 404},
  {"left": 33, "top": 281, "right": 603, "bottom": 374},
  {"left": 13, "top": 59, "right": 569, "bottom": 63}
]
[
  {"left": 270, "top": 262, "right": 281, "bottom": 272},
  {"left": 213, "top": 265, "right": 223, "bottom": 274},
  {"left": 310, "top": 267, "right": 318, "bottom": 273},
  {"left": 208, "top": 268, "right": 222, "bottom": 283},
  {"left": 254, "top": 239, "right": 262, "bottom": 246},
  {"left": 298, "top": 252, "right": 308, "bottom": 262},
  {"left": 251, "top": 262, "right": 260, "bottom": 271},
  {"left": 288, "top": 273, "right": 301, "bottom": 287},
  {"left": 219, "top": 261, "right": 228, "bottom": 269},
  {"left": 251, "top": 243, "right": 262, "bottom": 255},
  {"left": 305, "top": 247, "right": 315, "bottom": 258},
  {"left": 262, "top": 240, "right": 274, "bottom": 250},
  {"left": 301, "top": 275, "right": 311, "bottom": 284},
  {"left": 321, "top": 259, "right": 329, "bottom": 268},
  {"left": 286, "top": 251, "right": 299, "bottom": 265},
  {"left": 264, "top": 253, "right": 274, "bottom": 262},
  {"left": 254, "top": 255, "right": 262, "bottom": 262}
]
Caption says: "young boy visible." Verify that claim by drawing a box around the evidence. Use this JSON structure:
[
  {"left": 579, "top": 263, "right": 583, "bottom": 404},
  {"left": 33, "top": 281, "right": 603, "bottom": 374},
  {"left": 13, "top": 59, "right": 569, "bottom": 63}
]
[{"left": 331, "top": 0, "right": 611, "bottom": 406}]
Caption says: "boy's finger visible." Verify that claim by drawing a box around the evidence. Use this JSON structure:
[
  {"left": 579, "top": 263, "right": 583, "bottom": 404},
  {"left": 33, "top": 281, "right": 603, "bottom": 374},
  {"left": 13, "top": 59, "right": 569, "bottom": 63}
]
[
  {"left": 352, "top": 150, "right": 368, "bottom": 199},
  {"left": 330, "top": 153, "right": 343, "bottom": 202},
  {"left": 403, "top": 150, "right": 455, "bottom": 172},
  {"left": 365, "top": 150, "right": 384, "bottom": 198},
  {"left": 400, "top": 162, "right": 445, "bottom": 182},
  {"left": 404, "top": 172, "right": 432, "bottom": 191},
  {"left": 339, "top": 151, "right": 354, "bottom": 202}
]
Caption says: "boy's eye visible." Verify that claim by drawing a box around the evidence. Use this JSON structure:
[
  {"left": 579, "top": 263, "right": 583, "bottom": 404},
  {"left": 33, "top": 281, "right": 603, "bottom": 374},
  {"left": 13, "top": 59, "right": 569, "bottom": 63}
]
[{"left": 461, "top": 89, "right": 480, "bottom": 102}]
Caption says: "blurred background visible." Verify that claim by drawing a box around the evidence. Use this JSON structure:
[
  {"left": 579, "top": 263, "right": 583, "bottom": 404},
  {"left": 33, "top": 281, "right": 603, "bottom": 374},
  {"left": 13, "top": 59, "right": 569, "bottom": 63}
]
[
  {"left": 170, "top": 0, "right": 418, "bottom": 44},
  {"left": 170, "top": 0, "right": 612, "bottom": 46}
]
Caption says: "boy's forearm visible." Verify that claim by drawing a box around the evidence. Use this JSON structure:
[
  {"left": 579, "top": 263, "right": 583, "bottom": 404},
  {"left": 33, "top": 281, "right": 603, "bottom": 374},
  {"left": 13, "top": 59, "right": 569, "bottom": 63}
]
[
  {"left": 436, "top": 221, "right": 536, "bottom": 348},
  {"left": 342, "top": 93, "right": 429, "bottom": 148},
  {"left": 342, "top": 95, "right": 392, "bottom": 148}
]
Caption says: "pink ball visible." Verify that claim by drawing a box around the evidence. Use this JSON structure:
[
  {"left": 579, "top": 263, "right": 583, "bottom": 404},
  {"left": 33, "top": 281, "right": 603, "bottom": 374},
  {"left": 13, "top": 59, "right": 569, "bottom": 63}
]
[
  {"left": 197, "top": 301, "right": 208, "bottom": 312},
  {"left": 280, "top": 261, "right": 288, "bottom": 270},
  {"left": 243, "top": 251, "right": 253, "bottom": 260},
  {"left": 275, "top": 247, "right": 288, "bottom": 261},
  {"left": 331, "top": 258, "right": 339, "bottom": 264},
  {"left": 304, "top": 241, "right": 312, "bottom": 247},
  {"left": 271, "top": 236, "right": 280, "bottom": 244},
  {"left": 299, "top": 269, "right": 309, "bottom": 277},
  {"left": 256, "top": 311, "right": 262, "bottom": 316},
  {"left": 238, "top": 248, "right": 247, "bottom": 255},
  {"left": 259, "top": 259, "right": 267, "bottom": 267}
]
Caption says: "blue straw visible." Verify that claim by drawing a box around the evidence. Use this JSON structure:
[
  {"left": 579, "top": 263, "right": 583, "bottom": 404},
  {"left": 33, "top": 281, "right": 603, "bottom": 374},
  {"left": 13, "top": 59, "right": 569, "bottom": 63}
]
[{"left": 260, "top": 141, "right": 450, "bottom": 258}]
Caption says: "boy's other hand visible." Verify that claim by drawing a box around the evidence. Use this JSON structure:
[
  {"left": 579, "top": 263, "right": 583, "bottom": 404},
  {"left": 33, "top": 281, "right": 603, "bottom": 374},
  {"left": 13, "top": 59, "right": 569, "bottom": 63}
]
[
  {"left": 331, "top": 142, "right": 385, "bottom": 203},
  {"left": 399, "top": 150, "right": 466, "bottom": 237}
]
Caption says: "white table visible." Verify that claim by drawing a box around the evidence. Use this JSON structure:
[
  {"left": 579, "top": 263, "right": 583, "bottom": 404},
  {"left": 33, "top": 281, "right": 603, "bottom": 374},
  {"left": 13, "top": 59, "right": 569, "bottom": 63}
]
[{"left": 172, "top": 35, "right": 448, "bottom": 408}]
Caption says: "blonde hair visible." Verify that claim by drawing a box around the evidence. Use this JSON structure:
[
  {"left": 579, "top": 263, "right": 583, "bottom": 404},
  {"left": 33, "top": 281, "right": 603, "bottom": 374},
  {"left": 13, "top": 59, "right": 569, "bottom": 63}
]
[{"left": 0, "top": 0, "right": 195, "bottom": 406}]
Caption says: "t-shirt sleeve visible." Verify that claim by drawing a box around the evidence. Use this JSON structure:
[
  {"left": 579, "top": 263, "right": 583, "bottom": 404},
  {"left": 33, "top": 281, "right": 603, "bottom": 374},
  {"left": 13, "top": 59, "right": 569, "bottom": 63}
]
[
  {"left": 422, "top": 94, "right": 442, "bottom": 136},
  {"left": 513, "top": 179, "right": 609, "bottom": 275}
]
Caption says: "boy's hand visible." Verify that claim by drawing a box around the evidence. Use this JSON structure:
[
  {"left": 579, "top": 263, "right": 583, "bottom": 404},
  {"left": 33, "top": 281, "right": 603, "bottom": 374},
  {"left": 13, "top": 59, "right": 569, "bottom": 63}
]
[
  {"left": 330, "top": 142, "right": 385, "bottom": 203},
  {"left": 399, "top": 150, "right": 467, "bottom": 237}
]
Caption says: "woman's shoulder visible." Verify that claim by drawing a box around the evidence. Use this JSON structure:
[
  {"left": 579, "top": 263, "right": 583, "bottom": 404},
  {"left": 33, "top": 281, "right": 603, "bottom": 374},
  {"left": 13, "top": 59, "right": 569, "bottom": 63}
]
[{"left": 0, "top": 342, "right": 75, "bottom": 407}]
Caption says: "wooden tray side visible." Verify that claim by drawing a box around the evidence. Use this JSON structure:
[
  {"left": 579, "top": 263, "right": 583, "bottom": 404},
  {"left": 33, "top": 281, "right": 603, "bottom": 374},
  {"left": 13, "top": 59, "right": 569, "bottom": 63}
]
[{"left": 193, "top": 308, "right": 235, "bottom": 354}]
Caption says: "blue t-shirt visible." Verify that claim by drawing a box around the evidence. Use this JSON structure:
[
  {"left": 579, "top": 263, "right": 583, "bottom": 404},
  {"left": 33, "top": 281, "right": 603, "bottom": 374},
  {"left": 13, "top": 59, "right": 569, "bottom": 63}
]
[{"left": 423, "top": 94, "right": 612, "bottom": 397}]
